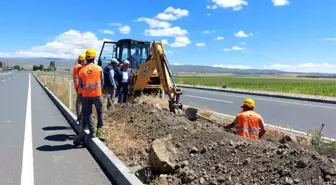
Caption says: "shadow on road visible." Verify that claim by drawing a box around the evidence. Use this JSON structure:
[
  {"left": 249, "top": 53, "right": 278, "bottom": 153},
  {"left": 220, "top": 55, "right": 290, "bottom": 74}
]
[
  {"left": 42, "top": 126, "right": 72, "bottom": 131},
  {"left": 36, "top": 144, "right": 83, "bottom": 151},
  {"left": 44, "top": 134, "right": 75, "bottom": 142}
]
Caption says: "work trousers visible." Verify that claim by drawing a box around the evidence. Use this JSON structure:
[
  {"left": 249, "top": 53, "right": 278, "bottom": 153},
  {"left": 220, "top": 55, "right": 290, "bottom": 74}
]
[
  {"left": 118, "top": 82, "right": 129, "bottom": 104},
  {"left": 75, "top": 88, "right": 82, "bottom": 119},
  {"left": 105, "top": 86, "right": 116, "bottom": 109},
  {"left": 82, "top": 96, "right": 103, "bottom": 135}
]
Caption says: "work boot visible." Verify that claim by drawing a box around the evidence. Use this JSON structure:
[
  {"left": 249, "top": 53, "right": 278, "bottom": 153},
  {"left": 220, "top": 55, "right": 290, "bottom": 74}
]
[{"left": 96, "top": 128, "right": 105, "bottom": 140}]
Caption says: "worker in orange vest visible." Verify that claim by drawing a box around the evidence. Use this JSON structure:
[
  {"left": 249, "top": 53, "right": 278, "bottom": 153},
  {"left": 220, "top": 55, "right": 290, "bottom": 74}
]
[
  {"left": 224, "top": 98, "right": 266, "bottom": 140},
  {"left": 78, "top": 48, "right": 104, "bottom": 139},
  {"left": 72, "top": 53, "right": 85, "bottom": 121}
]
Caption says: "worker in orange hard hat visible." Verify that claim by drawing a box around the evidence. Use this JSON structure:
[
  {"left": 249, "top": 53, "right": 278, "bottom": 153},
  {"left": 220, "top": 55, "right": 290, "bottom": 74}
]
[
  {"left": 73, "top": 53, "right": 85, "bottom": 121},
  {"left": 224, "top": 98, "right": 266, "bottom": 140}
]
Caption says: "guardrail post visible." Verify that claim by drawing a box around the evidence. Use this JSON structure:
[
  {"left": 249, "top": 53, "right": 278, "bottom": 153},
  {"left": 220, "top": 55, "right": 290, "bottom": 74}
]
[
  {"left": 44, "top": 75, "right": 47, "bottom": 85},
  {"left": 69, "top": 80, "right": 72, "bottom": 110}
]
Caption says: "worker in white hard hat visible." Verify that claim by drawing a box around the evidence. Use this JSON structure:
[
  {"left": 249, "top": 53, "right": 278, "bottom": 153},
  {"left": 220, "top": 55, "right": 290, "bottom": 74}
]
[
  {"left": 117, "top": 60, "right": 132, "bottom": 104},
  {"left": 103, "top": 58, "right": 120, "bottom": 109}
]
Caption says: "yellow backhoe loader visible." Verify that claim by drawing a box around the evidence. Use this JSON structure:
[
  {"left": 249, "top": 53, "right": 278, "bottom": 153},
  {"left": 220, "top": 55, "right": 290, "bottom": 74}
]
[{"left": 97, "top": 39, "right": 184, "bottom": 115}]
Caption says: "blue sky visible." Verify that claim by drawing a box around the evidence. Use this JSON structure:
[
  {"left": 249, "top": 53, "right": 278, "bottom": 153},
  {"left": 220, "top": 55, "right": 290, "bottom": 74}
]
[{"left": 0, "top": 0, "right": 335, "bottom": 73}]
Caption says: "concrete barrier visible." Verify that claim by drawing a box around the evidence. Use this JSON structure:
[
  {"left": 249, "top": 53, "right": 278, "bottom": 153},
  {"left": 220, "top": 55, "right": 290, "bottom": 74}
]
[{"left": 32, "top": 73, "right": 144, "bottom": 185}]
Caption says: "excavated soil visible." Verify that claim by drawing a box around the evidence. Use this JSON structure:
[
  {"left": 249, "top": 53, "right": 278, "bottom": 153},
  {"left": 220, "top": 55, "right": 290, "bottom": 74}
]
[{"left": 104, "top": 101, "right": 336, "bottom": 185}]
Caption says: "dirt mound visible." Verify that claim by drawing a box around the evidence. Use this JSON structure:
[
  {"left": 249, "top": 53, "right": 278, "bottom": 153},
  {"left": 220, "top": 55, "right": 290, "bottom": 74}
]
[{"left": 104, "top": 101, "right": 336, "bottom": 185}]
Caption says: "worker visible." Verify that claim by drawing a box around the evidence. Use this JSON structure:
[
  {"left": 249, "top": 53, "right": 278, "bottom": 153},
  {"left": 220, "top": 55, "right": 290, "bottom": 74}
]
[
  {"left": 117, "top": 60, "right": 132, "bottom": 104},
  {"left": 131, "top": 48, "right": 141, "bottom": 69},
  {"left": 72, "top": 53, "right": 85, "bottom": 121},
  {"left": 224, "top": 98, "right": 266, "bottom": 140},
  {"left": 103, "top": 58, "right": 120, "bottom": 109},
  {"left": 78, "top": 48, "right": 104, "bottom": 138}
]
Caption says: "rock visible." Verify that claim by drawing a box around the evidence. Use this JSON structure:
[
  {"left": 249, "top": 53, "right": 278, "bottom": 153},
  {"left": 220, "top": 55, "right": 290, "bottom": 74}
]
[
  {"left": 201, "top": 146, "right": 208, "bottom": 154},
  {"left": 320, "top": 166, "right": 336, "bottom": 176},
  {"left": 325, "top": 175, "right": 331, "bottom": 181},
  {"left": 217, "top": 176, "right": 225, "bottom": 183},
  {"left": 280, "top": 134, "right": 297, "bottom": 143},
  {"left": 229, "top": 140, "right": 236, "bottom": 147},
  {"left": 243, "top": 158, "right": 251, "bottom": 165},
  {"left": 148, "top": 135, "right": 178, "bottom": 174},
  {"left": 279, "top": 143, "right": 290, "bottom": 149},
  {"left": 293, "top": 178, "right": 300, "bottom": 184},
  {"left": 296, "top": 158, "right": 308, "bottom": 168},
  {"left": 280, "top": 168, "right": 291, "bottom": 177},
  {"left": 190, "top": 146, "right": 199, "bottom": 153},
  {"left": 200, "top": 177, "right": 205, "bottom": 184},
  {"left": 284, "top": 177, "right": 293, "bottom": 185},
  {"left": 181, "top": 160, "right": 189, "bottom": 168}
]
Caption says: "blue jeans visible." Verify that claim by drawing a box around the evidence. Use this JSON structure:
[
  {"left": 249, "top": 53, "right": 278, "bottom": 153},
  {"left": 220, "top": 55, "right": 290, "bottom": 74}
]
[{"left": 118, "top": 83, "right": 129, "bottom": 104}]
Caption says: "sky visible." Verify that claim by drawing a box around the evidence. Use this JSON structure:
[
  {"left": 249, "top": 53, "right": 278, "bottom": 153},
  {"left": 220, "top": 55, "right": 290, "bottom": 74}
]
[{"left": 0, "top": 0, "right": 335, "bottom": 73}]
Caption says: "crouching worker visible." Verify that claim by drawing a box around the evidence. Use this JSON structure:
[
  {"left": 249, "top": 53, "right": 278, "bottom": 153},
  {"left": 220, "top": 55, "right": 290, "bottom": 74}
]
[
  {"left": 224, "top": 98, "right": 266, "bottom": 140},
  {"left": 78, "top": 48, "right": 104, "bottom": 139},
  {"left": 103, "top": 58, "right": 120, "bottom": 109},
  {"left": 73, "top": 53, "right": 85, "bottom": 122}
]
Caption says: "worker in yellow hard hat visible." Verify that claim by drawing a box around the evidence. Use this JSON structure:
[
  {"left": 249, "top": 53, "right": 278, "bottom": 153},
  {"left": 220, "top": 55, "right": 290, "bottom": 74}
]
[
  {"left": 77, "top": 48, "right": 105, "bottom": 141},
  {"left": 73, "top": 53, "right": 86, "bottom": 122},
  {"left": 224, "top": 98, "right": 266, "bottom": 140}
]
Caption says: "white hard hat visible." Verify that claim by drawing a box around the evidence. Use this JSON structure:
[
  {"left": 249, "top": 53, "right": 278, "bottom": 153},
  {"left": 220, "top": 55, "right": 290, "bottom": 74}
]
[
  {"left": 123, "top": 60, "right": 130, "bottom": 64},
  {"left": 111, "top": 58, "right": 119, "bottom": 64}
]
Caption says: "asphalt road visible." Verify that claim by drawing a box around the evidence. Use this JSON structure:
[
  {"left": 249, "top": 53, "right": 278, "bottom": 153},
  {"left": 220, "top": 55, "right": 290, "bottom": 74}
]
[
  {"left": 179, "top": 88, "right": 336, "bottom": 139},
  {"left": 0, "top": 72, "right": 112, "bottom": 185}
]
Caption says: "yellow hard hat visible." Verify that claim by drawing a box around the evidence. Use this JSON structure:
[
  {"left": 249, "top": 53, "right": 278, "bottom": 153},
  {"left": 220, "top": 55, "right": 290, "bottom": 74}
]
[
  {"left": 85, "top": 48, "right": 97, "bottom": 58},
  {"left": 78, "top": 53, "right": 85, "bottom": 61},
  {"left": 241, "top": 98, "right": 255, "bottom": 108}
]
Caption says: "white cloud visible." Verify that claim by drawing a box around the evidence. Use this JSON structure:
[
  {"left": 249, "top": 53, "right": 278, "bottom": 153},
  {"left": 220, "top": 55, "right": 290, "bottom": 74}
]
[
  {"left": 136, "top": 17, "right": 171, "bottom": 28},
  {"left": 0, "top": 30, "right": 111, "bottom": 59},
  {"left": 144, "top": 26, "right": 187, "bottom": 37},
  {"left": 272, "top": 0, "right": 290, "bottom": 6},
  {"left": 155, "top": 7, "right": 189, "bottom": 21},
  {"left": 325, "top": 38, "right": 336, "bottom": 41},
  {"left": 240, "top": 42, "right": 246, "bottom": 45},
  {"left": 264, "top": 63, "right": 336, "bottom": 73},
  {"left": 100, "top": 29, "right": 114, "bottom": 35},
  {"left": 161, "top": 39, "right": 169, "bottom": 45},
  {"left": 216, "top": 36, "right": 224, "bottom": 40},
  {"left": 206, "top": 5, "right": 218, "bottom": 9},
  {"left": 119, "top": 26, "right": 131, "bottom": 34},
  {"left": 212, "top": 64, "right": 251, "bottom": 69},
  {"left": 170, "top": 36, "right": 191, "bottom": 48},
  {"left": 223, "top": 48, "right": 231, "bottom": 51},
  {"left": 234, "top": 30, "right": 250, "bottom": 38},
  {"left": 203, "top": 30, "right": 215, "bottom": 34},
  {"left": 108, "top": 23, "right": 122, "bottom": 26},
  {"left": 211, "top": 0, "right": 248, "bottom": 11},
  {"left": 223, "top": 46, "right": 245, "bottom": 51},
  {"left": 196, "top": 43, "right": 205, "bottom": 47}
]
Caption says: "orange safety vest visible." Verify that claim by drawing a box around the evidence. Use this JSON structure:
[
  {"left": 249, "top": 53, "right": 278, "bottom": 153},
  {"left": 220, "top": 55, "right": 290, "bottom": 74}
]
[
  {"left": 79, "top": 63, "right": 102, "bottom": 97},
  {"left": 72, "top": 64, "right": 82, "bottom": 89},
  {"left": 235, "top": 111, "right": 262, "bottom": 140}
]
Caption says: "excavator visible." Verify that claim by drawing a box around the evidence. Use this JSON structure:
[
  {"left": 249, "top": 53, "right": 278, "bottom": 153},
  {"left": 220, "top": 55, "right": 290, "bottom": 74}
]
[{"left": 97, "top": 38, "right": 184, "bottom": 115}]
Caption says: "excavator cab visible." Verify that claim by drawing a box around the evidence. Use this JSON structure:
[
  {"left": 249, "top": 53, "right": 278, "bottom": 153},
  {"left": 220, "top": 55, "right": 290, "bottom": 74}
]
[{"left": 98, "top": 39, "right": 163, "bottom": 96}]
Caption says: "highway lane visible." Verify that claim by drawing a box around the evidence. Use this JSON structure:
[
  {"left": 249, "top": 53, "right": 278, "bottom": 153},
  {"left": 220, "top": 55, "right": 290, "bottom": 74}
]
[
  {"left": 180, "top": 87, "right": 336, "bottom": 139},
  {"left": 0, "top": 72, "right": 112, "bottom": 185}
]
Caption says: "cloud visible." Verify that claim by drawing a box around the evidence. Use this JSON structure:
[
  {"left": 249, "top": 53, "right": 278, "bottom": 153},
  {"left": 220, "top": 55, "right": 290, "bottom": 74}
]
[
  {"left": 100, "top": 29, "right": 114, "bottom": 35},
  {"left": 223, "top": 46, "right": 245, "bottom": 51},
  {"left": 216, "top": 36, "right": 224, "bottom": 40},
  {"left": 155, "top": 7, "right": 189, "bottom": 21},
  {"left": 203, "top": 30, "right": 215, "bottom": 34},
  {"left": 234, "top": 30, "right": 251, "bottom": 38},
  {"left": 108, "top": 23, "right": 122, "bottom": 26},
  {"left": 144, "top": 26, "right": 187, "bottom": 37},
  {"left": 0, "top": 29, "right": 111, "bottom": 59},
  {"left": 119, "top": 26, "right": 131, "bottom": 34},
  {"left": 206, "top": 5, "right": 218, "bottom": 9},
  {"left": 211, "top": 0, "right": 248, "bottom": 11},
  {"left": 196, "top": 43, "right": 205, "bottom": 47},
  {"left": 240, "top": 42, "right": 246, "bottom": 45},
  {"left": 136, "top": 17, "right": 171, "bottom": 28},
  {"left": 161, "top": 39, "right": 169, "bottom": 45},
  {"left": 212, "top": 64, "right": 251, "bottom": 69},
  {"left": 264, "top": 62, "right": 336, "bottom": 73},
  {"left": 325, "top": 38, "right": 336, "bottom": 41},
  {"left": 207, "top": 13, "right": 211, "bottom": 16},
  {"left": 170, "top": 36, "right": 191, "bottom": 47},
  {"left": 272, "top": 0, "right": 290, "bottom": 6}
]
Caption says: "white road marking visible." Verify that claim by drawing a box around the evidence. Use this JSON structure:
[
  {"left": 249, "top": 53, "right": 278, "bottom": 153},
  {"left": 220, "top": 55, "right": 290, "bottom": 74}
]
[
  {"left": 184, "top": 94, "right": 234, "bottom": 103},
  {"left": 21, "top": 74, "right": 34, "bottom": 185},
  {"left": 186, "top": 89, "right": 336, "bottom": 110}
]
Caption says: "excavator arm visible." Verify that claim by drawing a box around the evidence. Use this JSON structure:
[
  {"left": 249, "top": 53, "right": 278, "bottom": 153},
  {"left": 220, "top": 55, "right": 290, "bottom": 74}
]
[{"left": 132, "top": 41, "right": 184, "bottom": 114}]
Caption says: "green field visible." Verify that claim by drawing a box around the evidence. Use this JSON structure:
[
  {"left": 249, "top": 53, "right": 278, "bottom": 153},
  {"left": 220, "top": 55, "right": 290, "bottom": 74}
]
[{"left": 174, "top": 75, "right": 336, "bottom": 97}]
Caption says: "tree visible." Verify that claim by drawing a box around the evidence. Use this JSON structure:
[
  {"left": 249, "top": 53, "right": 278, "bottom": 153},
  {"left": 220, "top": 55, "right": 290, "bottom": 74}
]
[
  {"left": 48, "top": 61, "right": 56, "bottom": 71},
  {"left": 0, "top": 61, "right": 2, "bottom": 68},
  {"left": 13, "top": 65, "right": 21, "bottom": 71},
  {"left": 33, "top": 65, "right": 39, "bottom": 71},
  {"left": 38, "top": 64, "right": 44, "bottom": 71}
]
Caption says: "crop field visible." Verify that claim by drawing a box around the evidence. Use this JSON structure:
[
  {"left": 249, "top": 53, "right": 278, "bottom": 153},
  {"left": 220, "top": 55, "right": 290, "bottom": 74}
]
[{"left": 174, "top": 75, "right": 336, "bottom": 97}]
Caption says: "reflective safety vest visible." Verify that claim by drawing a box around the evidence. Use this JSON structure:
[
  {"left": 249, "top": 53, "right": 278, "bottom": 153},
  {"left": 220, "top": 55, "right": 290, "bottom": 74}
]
[
  {"left": 235, "top": 111, "right": 262, "bottom": 140},
  {"left": 72, "top": 64, "right": 82, "bottom": 89},
  {"left": 79, "top": 63, "right": 103, "bottom": 97}
]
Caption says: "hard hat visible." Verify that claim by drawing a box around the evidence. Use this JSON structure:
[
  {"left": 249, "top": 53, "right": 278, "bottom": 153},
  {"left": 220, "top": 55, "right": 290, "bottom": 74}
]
[
  {"left": 123, "top": 60, "right": 130, "bottom": 64},
  {"left": 241, "top": 98, "right": 255, "bottom": 108},
  {"left": 78, "top": 53, "right": 85, "bottom": 61},
  {"left": 111, "top": 58, "right": 119, "bottom": 64},
  {"left": 85, "top": 48, "right": 97, "bottom": 58}
]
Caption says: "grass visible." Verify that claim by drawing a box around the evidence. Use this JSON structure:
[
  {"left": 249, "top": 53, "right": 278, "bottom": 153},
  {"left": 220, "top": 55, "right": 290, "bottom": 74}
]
[{"left": 174, "top": 75, "right": 336, "bottom": 97}]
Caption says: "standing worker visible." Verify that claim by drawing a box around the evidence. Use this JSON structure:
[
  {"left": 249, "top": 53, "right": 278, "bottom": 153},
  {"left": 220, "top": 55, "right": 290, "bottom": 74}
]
[
  {"left": 117, "top": 60, "right": 132, "bottom": 104},
  {"left": 78, "top": 48, "right": 104, "bottom": 139},
  {"left": 224, "top": 98, "right": 266, "bottom": 140},
  {"left": 103, "top": 58, "right": 120, "bottom": 110},
  {"left": 72, "top": 53, "right": 85, "bottom": 122}
]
